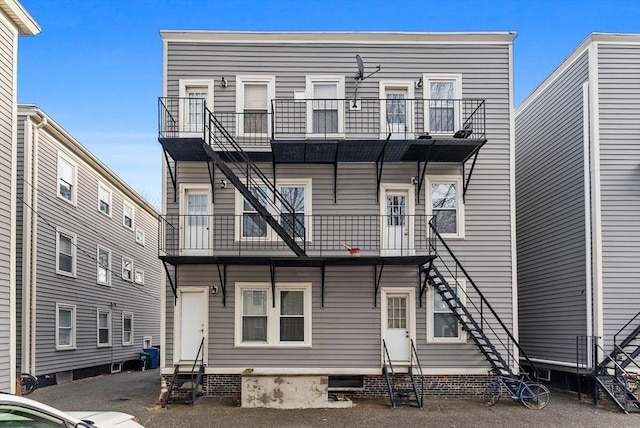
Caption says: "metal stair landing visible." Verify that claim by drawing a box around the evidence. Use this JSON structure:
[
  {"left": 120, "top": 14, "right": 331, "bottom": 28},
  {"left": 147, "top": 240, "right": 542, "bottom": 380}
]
[
  {"left": 382, "top": 339, "right": 424, "bottom": 408},
  {"left": 164, "top": 338, "right": 206, "bottom": 407}
]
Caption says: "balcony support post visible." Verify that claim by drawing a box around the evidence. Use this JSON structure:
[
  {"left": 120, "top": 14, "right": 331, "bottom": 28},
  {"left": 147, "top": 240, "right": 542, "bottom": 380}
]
[
  {"left": 462, "top": 145, "right": 482, "bottom": 203},
  {"left": 375, "top": 134, "right": 392, "bottom": 203},
  {"left": 333, "top": 150, "right": 339, "bottom": 204},
  {"left": 163, "top": 148, "right": 177, "bottom": 203},
  {"left": 418, "top": 260, "right": 433, "bottom": 308},
  {"left": 216, "top": 263, "right": 227, "bottom": 307},
  {"left": 270, "top": 263, "right": 276, "bottom": 308},
  {"left": 207, "top": 161, "right": 216, "bottom": 201},
  {"left": 162, "top": 261, "right": 178, "bottom": 305},
  {"left": 320, "top": 263, "right": 326, "bottom": 308},
  {"left": 373, "top": 262, "right": 385, "bottom": 308}
]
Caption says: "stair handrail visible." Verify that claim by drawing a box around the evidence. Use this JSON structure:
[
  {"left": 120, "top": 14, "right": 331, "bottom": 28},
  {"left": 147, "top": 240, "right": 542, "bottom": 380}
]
[
  {"left": 204, "top": 107, "right": 305, "bottom": 246},
  {"left": 192, "top": 337, "right": 205, "bottom": 375},
  {"left": 409, "top": 339, "right": 424, "bottom": 407},
  {"left": 427, "top": 218, "right": 540, "bottom": 379},
  {"left": 614, "top": 310, "right": 640, "bottom": 353},
  {"left": 613, "top": 344, "right": 640, "bottom": 373},
  {"left": 593, "top": 341, "right": 640, "bottom": 412},
  {"left": 381, "top": 339, "right": 397, "bottom": 407}
]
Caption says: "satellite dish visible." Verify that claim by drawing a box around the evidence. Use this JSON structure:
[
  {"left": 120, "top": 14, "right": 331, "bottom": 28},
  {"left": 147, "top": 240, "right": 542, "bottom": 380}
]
[{"left": 356, "top": 54, "right": 364, "bottom": 81}]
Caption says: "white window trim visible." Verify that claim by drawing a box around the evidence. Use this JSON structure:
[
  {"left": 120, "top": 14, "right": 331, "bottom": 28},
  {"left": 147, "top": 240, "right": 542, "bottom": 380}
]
[
  {"left": 96, "top": 308, "right": 112, "bottom": 347},
  {"left": 96, "top": 245, "right": 111, "bottom": 286},
  {"left": 122, "top": 312, "right": 134, "bottom": 346},
  {"left": 122, "top": 200, "right": 135, "bottom": 230},
  {"left": 305, "top": 75, "right": 345, "bottom": 138},
  {"left": 57, "top": 151, "right": 78, "bottom": 206},
  {"left": 234, "top": 282, "right": 312, "bottom": 348},
  {"left": 135, "top": 228, "right": 146, "bottom": 246},
  {"left": 97, "top": 181, "right": 113, "bottom": 217},
  {"left": 55, "top": 228, "right": 77, "bottom": 277},
  {"left": 179, "top": 79, "right": 215, "bottom": 137},
  {"left": 423, "top": 74, "right": 463, "bottom": 136},
  {"left": 378, "top": 81, "right": 415, "bottom": 139},
  {"left": 56, "top": 303, "right": 76, "bottom": 350},
  {"left": 236, "top": 75, "right": 276, "bottom": 137},
  {"left": 234, "top": 179, "right": 313, "bottom": 242},
  {"left": 179, "top": 183, "right": 213, "bottom": 256},
  {"left": 426, "top": 175, "right": 465, "bottom": 239},
  {"left": 427, "top": 278, "right": 467, "bottom": 344},
  {"left": 134, "top": 268, "right": 145, "bottom": 285},
  {"left": 122, "top": 256, "right": 133, "bottom": 282}
]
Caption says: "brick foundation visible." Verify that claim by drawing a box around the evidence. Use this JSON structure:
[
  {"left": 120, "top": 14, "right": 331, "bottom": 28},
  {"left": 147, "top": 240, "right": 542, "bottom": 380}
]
[{"left": 197, "top": 373, "right": 492, "bottom": 399}]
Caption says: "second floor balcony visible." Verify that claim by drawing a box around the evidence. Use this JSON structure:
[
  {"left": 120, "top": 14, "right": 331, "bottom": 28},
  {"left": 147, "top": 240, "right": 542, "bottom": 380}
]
[
  {"left": 158, "top": 214, "right": 437, "bottom": 263},
  {"left": 158, "top": 97, "right": 486, "bottom": 148}
]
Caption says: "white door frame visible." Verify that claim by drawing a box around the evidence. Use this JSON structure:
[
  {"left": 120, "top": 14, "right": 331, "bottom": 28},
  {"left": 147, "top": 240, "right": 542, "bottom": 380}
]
[
  {"left": 179, "top": 183, "right": 213, "bottom": 256},
  {"left": 380, "top": 183, "right": 415, "bottom": 256},
  {"left": 381, "top": 287, "right": 416, "bottom": 366},
  {"left": 379, "top": 81, "right": 415, "bottom": 139},
  {"left": 174, "top": 286, "right": 208, "bottom": 364}
]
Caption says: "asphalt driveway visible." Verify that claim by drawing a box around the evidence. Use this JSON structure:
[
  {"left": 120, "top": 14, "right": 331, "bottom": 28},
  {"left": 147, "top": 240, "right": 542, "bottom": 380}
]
[{"left": 27, "top": 370, "right": 638, "bottom": 428}]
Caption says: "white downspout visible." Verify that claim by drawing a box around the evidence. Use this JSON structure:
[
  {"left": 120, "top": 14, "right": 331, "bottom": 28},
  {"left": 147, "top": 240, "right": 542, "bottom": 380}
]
[
  {"left": 20, "top": 117, "right": 32, "bottom": 375},
  {"left": 582, "top": 82, "right": 593, "bottom": 368}
]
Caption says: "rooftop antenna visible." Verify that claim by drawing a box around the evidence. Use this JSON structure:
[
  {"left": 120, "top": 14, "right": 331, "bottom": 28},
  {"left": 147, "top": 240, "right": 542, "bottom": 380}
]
[{"left": 353, "top": 54, "right": 381, "bottom": 108}]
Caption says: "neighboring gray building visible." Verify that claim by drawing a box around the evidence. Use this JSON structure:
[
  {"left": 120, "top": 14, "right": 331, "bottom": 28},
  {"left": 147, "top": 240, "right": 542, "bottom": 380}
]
[
  {"left": 158, "top": 30, "right": 532, "bottom": 406},
  {"left": 16, "top": 105, "right": 162, "bottom": 384},
  {"left": 0, "top": 0, "right": 39, "bottom": 394},
  {"left": 515, "top": 33, "right": 640, "bottom": 410}
]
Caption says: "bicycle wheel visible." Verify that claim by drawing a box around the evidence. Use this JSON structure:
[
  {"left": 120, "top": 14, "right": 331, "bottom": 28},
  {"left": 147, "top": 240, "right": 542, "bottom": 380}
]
[
  {"left": 20, "top": 373, "right": 38, "bottom": 395},
  {"left": 482, "top": 383, "right": 502, "bottom": 406},
  {"left": 521, "top": 383, "right": 550, "bottom": 409}
]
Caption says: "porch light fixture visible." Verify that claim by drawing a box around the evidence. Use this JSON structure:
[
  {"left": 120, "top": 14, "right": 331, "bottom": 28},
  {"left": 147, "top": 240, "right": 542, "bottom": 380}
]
[
  {"left": 219, "top": 179, "right": 227, "bottom": 189},
  {"left": 415, "top": 77, "right": 423, "bottom": 89},
  {"left": 221, "top": 76, "right": 227, "bottom": 88}
]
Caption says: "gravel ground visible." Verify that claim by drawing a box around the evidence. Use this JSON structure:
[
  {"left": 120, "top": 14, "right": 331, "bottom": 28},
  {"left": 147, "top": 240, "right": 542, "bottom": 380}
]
[{"left": 26, "top": 369, "right": 639, "bottom": 428}]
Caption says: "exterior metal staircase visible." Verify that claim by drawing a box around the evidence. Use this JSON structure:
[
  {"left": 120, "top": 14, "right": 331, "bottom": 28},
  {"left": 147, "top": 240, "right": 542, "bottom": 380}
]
[
  {"left": 382, "top": 339, "right": 424, "bottom": 408},
  {"left": 164, "top": 338, "right": 206, "bottom": 407},
  {"left": 424, "top": 219, "right": 539, "bottom": 379},
  {"left": 203, "top": 109, "right": 306, "bottom": 256},
  {"left": 593, "top": 312, "right": 640, "bottom": 413}
]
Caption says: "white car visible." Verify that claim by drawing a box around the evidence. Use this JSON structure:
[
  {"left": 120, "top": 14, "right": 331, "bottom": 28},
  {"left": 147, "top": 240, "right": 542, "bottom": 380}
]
[{"left": 0, "top": 393, "right": 144, "bottom": 427}]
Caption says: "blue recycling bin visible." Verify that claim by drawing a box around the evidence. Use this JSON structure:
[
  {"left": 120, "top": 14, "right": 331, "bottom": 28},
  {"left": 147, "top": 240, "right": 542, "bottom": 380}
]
[{"left": 143, "top": 347, "right": 159, "bottom": 369}]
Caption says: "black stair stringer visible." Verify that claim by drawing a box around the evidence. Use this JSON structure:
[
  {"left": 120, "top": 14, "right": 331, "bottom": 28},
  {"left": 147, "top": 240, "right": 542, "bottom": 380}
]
[
  {"left": 426, "top": 264, "right": 514, "bottom": 377},
  {"left": 201, "top": 110, "right": 306, "bottom": 257}
]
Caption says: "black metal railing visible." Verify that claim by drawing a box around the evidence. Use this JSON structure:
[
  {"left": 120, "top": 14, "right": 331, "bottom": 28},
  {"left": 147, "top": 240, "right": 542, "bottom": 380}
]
[
  {"left": 158, "top": 214, "right": 433, "bottom": 257},
  {"left": 158, "top": 97, "right": 486, "bottom": 144},
  {"left": 427, "top": 218, "right": 539, "bottom": 378}
]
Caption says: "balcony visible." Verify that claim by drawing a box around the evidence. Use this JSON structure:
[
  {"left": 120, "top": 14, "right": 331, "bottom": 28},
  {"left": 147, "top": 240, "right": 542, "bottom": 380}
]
[
  {"left": 158, "top": 214, "right": 436, "bottom": 263},
  {"left": 158, "top": 97, "right": 485, "bottom": 148}
]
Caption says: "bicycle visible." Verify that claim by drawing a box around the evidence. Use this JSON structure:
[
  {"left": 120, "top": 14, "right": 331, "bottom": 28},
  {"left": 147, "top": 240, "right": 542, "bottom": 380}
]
[
  {"left": 18, "top": 373, "right": 38, "bottom": 395},
  {"left": 482, "top": 372, "right": 550, "bottom": 409}
]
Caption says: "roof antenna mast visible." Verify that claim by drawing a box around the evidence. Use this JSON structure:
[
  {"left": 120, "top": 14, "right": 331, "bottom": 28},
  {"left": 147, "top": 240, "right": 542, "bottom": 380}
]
[{"left": 353, "top": 54, "right": 381, "bottom": 108}]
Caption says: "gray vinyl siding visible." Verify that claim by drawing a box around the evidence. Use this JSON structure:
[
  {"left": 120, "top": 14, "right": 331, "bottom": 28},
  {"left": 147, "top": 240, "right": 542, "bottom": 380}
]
[
  {"left": 0, "top": 11, "right": 15, "bottom": 392},
  {"left": 24, "top": 123, "right": 161, "bottom": 377},
  {"left": 597, "top": 43, "right": 640, "bottom": 350},
  {"left": 163, "top": 36, "right": 515, "bottom": 371},
  {"left": 515, "top": 51, "right": 590, "bottom": 363}
]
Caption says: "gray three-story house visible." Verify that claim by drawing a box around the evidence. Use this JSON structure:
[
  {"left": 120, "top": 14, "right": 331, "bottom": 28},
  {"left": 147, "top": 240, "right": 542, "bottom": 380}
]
[
  {"left": 158, "top": 30, "right": 532, "bottom": 407},
  {"left": 516, "top": 33, "right": 640, "bottom": 413},
  {"left": 16, "top": 105, "right": 162, "bottom": 386},
  {"left": 0, "top": 0, "right": 39, "bottom": 394}
]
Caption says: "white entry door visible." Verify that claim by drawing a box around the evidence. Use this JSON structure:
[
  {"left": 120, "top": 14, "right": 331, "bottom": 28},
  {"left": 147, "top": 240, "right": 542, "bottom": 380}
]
[
  {"left": 382, "top": 289, "right": 414, "bottom": 365},
  {"left": 182, "top": 189, "right": 211, "bottom": 255},
  {"left": 382, "top": 188, "right": 414, "bottom": 256},
  {"left": 179, "top": 289, "right": 207, "bottom": 362},
  {"left": 385, "top": 89, "right": 408, "bottom": 139}
]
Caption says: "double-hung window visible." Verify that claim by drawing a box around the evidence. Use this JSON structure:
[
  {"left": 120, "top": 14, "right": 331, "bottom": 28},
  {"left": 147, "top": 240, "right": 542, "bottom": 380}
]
[
  {"left": 239, "top": 185, "right": 270, "bottom": 239},
  {"left": 97, "top": 309, "right": 112, "bottom": 347},
  {"left": 56, "top": 304, "right": 75, "bottom": 350},
  {"left": 135, "top": 228, "right": 145, "bottom": 246},
  {"left": 123, "top": 201, "right": 135, "bottom": 230},
  {"left": 427, "top": 176, "right": 464, "bottom": 238},
  {"left": 98, "top": 183, "right": 112, "bottom": 216},
  {"left": 57, "top": 153, "right": 77, "bottom": 204},
  {"left": 427, "top": 280, "right": 466, "bottom": 343},
  {"left": 122, "top": 313, "right": 134, "bottom": 346},
  {"left": 122, "top": 257, "right": 133, "bottom": 281},
  {"left": 237, "top": 76, "right": 275, "bottom": 137},
  {"left": 96, "top": 246, "right": 111, "bottom": 285},
  {"left": 235, "top": 283, "right": 311, "bottom": 347},
  {"left": 278, "top": 179, "right": 312, "bottom": 241},
  {"left": 424, "top": 74, "right": 462, "bottom": 135},
  {"left": 134, "top": 268, "right": 144, "bottom": 285},
  {"left": 306, "top": 76, "right": 345, "bottom": 136},
  {"left": 56, "top": 229, "right": 76, "bottom": 277}
]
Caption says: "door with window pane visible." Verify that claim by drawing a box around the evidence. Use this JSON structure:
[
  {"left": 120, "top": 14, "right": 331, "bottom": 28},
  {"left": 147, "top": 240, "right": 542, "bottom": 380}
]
[
  {"left": 185, "top": 87, "right": 208, "bottom": 133},
  {"left": 183, "top": 190, "right": 211, "bottom": 255},
  {"left": 385, "top": 89, "right": 408, "bottom": 139},
  {"left": 384, "top": 292, "right": 411, "bottom": 364},
  {"left": 382, "top": 189, "right": 413, "bottom": 256},
  {"left": 311, "top": 83, "right": 339, "bottom": 134},
  {"left": 429, "top": 81, "right": 456, "bottom": 134}
]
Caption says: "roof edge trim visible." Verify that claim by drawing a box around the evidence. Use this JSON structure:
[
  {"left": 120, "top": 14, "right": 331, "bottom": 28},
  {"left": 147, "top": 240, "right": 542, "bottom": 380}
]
[{"left": 0, "top": 0, "right": 40, "bottom": 35}]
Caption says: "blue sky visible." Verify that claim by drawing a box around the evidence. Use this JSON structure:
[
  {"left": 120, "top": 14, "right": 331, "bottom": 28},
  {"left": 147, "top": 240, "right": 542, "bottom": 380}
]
[{"left": 17, "top": 0, "right": 640, "bottom": 209}]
